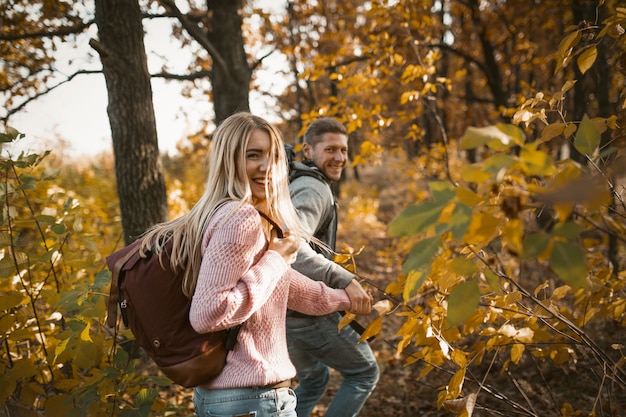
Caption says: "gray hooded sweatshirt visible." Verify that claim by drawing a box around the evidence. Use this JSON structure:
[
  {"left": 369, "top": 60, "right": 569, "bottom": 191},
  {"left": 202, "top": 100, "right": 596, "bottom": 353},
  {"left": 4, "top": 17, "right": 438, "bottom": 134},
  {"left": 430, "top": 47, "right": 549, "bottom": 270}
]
[{"left": 289, "top": 161, "right": 355, "bottom": 290}]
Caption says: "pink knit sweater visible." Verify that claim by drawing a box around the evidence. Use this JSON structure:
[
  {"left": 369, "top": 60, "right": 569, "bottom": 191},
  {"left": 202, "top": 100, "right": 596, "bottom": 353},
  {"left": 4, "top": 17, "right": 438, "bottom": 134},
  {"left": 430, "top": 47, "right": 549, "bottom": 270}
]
[{"left": 189, "top": 201, "right": 351, "bottom": 389}]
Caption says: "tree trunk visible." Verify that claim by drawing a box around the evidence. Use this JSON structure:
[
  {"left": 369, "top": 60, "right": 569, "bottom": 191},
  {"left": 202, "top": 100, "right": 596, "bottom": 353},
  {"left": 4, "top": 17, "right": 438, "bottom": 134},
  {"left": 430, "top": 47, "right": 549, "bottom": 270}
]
[
  {"left": 93, "top": 0, "right": 168, "bottom": 244},
  {"left": 207, "top": 0, "right": 251, "bottom": 124}
]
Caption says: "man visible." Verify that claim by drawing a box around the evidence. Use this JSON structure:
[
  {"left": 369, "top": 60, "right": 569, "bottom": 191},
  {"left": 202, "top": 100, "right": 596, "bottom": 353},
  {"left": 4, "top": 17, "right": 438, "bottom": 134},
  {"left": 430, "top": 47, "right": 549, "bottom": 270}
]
[{"left": 287, "top": 117, "right": 379, "bottom": 417}]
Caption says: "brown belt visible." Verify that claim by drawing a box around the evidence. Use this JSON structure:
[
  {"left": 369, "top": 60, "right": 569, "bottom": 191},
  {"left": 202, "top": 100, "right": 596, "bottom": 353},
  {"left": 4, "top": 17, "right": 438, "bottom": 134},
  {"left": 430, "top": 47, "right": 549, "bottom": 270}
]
[
  {"left": 260, "top": 379, "right": 291, "bottom": 390},
  {"left": 197, "top": 379, "right": 291, "bottom": 391}
]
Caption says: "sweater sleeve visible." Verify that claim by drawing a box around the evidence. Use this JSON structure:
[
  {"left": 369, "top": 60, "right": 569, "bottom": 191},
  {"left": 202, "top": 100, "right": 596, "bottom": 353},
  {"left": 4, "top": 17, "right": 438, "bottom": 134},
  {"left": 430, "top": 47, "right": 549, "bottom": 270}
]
[
  {"left": 289, "top": 176, "right": 355, "bottom": 289},
  {"left": 189, "top": 203, "right": 290, "bottom": 333},
  {"left": 287, "top": 269, "right": 351, "bottom": 314}
]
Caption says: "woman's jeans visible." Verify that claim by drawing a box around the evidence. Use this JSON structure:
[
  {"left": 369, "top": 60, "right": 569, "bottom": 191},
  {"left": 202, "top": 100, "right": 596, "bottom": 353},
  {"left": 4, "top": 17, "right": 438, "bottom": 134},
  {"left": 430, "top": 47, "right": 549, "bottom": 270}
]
[
  {"left": 193, "top": 386, "right": 297, "bottom": 417},
  {"left": 286, "top": 312, "right": 379, "bottom": 417}
]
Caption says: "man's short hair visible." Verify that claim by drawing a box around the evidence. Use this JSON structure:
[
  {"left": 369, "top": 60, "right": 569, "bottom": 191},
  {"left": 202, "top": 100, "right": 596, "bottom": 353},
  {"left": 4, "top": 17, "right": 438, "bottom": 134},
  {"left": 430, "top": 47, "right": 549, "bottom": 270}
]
[{"left": 303, "top": 117, "right": 348, "bottom": 147}]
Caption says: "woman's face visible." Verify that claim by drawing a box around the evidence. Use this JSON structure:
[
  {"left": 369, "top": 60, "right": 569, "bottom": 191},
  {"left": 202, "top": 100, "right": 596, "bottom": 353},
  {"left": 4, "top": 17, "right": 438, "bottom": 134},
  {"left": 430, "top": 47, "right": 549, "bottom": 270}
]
[{"left": 245, "top": 128, "right": 272, "bottom": 205}]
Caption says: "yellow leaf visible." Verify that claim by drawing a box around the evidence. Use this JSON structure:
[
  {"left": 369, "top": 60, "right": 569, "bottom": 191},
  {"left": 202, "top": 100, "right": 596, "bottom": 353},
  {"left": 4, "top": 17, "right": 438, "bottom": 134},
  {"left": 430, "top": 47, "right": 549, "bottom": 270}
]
[
  {"left": 534, "top": 281, "right": 549, "bottom": 297},
  {"left": 563, "top": 122, "right": 577, "bottom": 138},
  {"left": 443, "top": 393, "right": 477, "bottom": 417},
  {"left": 447, "top": 367, "right": 466, "bottom": 398},
  {"left": 553, "top": 203, "right": 574, "bottom": 221},
  {"left": 451, "top": 349, "right": 467, "bottom": 367},
  {"left": 558, "top": 31, "right": 581, "bottom": 60},
  {"left": 372, "top": 299, "right": 393, "bottom": 315},
  {"left": 520, "top": 145, "right": 554, "bottom": 176},
  {"left": 510, "top": 343, "right": 525, "bottom": 364},
  {"left": 502, "top": 219, "right": 523, "bottom": 254},
  {"left": 456, "top": 186, "right": 482, "bottom": 206},
  {"left": 463, "top": 212, "right": 501, "bottom": 247},
  {"left": 515, "top": 328, "right": 534, "bottom": 343},
  {"left": 540, "top": 123, "right": 565, "bottom": 142},
  {"left": 459, "top": 165, "right": 492, "bottom": 183},
  {"left": 551, "top": 347, "right": 571, "bottom": 365},
  {"left": 577, "top": 45, "right": 597, "bottom": 75},
  {"left": 553, "top": 285, "right": 571, "bottom": 299},
  {"left": 359, "top": 316, "right": 382, "bottom": 343},
  {"left": 80, "top": 322, "right": 92, "bottom": 342},
  {"left": 338, "top": 312, "right": 356, "bottom": 331}
]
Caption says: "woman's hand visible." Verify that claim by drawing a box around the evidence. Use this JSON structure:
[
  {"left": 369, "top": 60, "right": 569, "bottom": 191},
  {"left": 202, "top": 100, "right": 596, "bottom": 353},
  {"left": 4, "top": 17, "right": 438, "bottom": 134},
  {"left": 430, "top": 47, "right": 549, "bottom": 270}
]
[{"left": 268, "top": 231, "right": 299, "bottom": 265}]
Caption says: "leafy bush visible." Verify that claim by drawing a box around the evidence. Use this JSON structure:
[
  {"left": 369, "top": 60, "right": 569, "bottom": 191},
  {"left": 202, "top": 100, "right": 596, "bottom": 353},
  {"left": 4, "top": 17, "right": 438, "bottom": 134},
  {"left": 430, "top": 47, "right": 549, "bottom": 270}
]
[{"left": 0, "top": 129, "right": 186, "bottom": 417}]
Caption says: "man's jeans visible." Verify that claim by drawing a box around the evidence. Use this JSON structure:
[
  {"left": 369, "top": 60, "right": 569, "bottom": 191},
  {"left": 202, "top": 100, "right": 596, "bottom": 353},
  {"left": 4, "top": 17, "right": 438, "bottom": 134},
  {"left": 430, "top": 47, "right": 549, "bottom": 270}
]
[{"left": 286, "top": 312, "right": 379, "bottom": 417}]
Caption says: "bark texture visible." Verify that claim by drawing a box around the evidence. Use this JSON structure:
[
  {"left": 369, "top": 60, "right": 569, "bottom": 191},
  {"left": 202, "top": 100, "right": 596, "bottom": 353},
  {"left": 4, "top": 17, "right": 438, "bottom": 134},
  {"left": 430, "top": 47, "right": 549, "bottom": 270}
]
[{"left": 93, "top": 0, "right": 168, "bottom": 244}]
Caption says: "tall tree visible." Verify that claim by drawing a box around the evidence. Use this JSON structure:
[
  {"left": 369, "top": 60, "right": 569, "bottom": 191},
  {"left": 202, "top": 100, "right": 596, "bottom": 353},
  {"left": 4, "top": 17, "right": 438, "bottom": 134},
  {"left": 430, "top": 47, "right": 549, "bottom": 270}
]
[
  {"left": 1, "top": 0, "right": 270, "bottom": 241},
  {"left": 156, "top": 0, "right": 256, "bottom": 124},
  {"left": 92, "top": 0, "right": 168, "bottom": 243}
]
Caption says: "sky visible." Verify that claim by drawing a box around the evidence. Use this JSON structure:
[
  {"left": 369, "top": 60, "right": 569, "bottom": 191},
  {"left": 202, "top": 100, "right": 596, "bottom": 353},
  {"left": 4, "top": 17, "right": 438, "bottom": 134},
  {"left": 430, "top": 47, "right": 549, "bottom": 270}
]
[{"left": 5, "top": 2, "right": 287, "bottom": 159}]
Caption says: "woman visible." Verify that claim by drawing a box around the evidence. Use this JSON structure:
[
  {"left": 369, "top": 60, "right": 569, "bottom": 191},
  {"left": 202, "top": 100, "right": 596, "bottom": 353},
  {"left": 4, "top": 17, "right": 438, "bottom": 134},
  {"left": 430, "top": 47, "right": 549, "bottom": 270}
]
[{"left": 141, "top": 112, "right": 362, "bottom": 417}]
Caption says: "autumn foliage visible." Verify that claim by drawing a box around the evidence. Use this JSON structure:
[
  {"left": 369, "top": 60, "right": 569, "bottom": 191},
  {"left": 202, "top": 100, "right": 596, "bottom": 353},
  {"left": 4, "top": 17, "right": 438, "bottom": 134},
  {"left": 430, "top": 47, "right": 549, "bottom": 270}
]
[{"left": 1, "top": 1, "right": 626, "bottom": 416}]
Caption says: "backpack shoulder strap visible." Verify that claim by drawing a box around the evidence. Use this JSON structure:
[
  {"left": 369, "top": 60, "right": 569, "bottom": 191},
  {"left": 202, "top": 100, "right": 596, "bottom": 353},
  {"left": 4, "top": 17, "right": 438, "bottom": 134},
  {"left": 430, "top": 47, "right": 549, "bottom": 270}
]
[
  {"left": 289, "top": 166, "right": 328, "bottom": 184},
  {"left": 289, "top": 166, "right": 336, "bottom": 242},
  {"left": 106, "top": 241, "right": 143, "bottom": 328}
]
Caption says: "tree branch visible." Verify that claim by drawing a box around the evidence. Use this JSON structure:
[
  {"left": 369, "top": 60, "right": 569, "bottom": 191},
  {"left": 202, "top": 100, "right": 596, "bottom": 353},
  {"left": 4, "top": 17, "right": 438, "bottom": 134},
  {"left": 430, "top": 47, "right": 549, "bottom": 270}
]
[
  {"left": 151, "top": 70, "right": 212, "bottom": 80},
  {"left": 3, "top": 69, "right": 102, "bottom": 121},
  {"left": 157, "top": 0, "right": 231, "bottom": 81},
  {"left": 251, "top": 49, "right": 276, "bottom": 72},
  {"left": 0, "top": 20, "right": 94, "bottom": 41}
]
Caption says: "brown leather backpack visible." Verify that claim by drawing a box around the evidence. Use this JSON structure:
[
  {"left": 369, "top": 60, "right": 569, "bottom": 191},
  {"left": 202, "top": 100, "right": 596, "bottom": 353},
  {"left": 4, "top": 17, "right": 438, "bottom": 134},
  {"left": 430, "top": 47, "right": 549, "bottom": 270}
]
[{"left": 106, "top": 237, "right": 240, "bottom": 388}]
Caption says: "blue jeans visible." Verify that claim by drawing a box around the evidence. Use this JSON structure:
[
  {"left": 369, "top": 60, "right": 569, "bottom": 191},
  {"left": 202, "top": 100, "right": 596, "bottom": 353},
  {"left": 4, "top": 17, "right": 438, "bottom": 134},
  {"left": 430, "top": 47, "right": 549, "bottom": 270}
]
[
  {"left": 286, "top": 312, "right": 379, "bottom": 417},
  {"left": 193, "top": 386, "right": 297, "bottom": 417}
]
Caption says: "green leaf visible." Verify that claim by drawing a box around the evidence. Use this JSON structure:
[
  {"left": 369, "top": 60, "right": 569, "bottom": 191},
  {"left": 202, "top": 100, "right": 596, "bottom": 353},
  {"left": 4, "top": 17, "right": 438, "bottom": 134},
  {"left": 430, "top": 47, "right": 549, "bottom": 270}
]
[
  {"left": 447, "top": 279, "right": 480, "bottom": 327},
  {"left": 389, "top": 182, "right": 456, "bottom": 237},
  {"left": 389, "top": 202, "right": 445, "bottom": 236},
  {"left": 0, "top": 127, "right": 22, "bottom": 143},
  {"left": 113, "top": 347, "right": 130, "bottom": 370},
  {"left": 429, "top": 181, "right": 456, "bottom": 203},
  {"left": 520, "top": 232, "right": 551, "bottom": 259},
  {"left": 0, "top": 291, "right": 26, "bottom": 310},
  {"left": 448, "top": 258, "right": 478, "bottom": 276},
  {"left": 550, "top": 241, "right": 588, "bottom": 287},
  {"left": 482, "top": 154, "right": 517, "bottom": 176},
  {"left": 135, "top": 388, "right": 158, "bottom": 408},
  {"left": 0, "top": 232, "right": 11, "bottom": 247},
  {"left": 552, "top": 222, "right": 584, "bottom": 239},
  {"left": 51, "top": 223, "right": 68, "bottom": 234},
  {"left": 449, "top": 203, "right": 472, "bottom": 240},
  {"left": 402, "top": 237, "right": 439, "bottom": 273},
  {"left": 0, "top": 257, "right": 16, "bottom": 278},
  {"left": 574, "top": 114, "right": 600, "bottom": 156},
  {"left": 35, "top": 215, "right": 57, "bottom": 225},
  {"left": 93, "top": 270, "right": 112, "bottom": 290},
  {"left": 483, "top": 270, "right": 502, "bottom": 294}
]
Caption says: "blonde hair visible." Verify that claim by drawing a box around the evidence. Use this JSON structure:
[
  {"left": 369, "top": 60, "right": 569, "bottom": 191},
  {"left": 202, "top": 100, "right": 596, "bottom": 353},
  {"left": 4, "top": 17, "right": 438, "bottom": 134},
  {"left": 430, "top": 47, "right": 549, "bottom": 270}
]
[{"left": 141, "top": 112, "right": 308, "bottom": 297}]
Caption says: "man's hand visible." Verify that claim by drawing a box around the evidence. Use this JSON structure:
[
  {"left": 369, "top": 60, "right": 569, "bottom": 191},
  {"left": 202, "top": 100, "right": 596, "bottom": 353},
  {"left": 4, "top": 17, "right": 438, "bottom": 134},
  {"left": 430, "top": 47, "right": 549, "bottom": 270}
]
[{"left": 345, "top": 279, "right": 373, "bottom": 315}]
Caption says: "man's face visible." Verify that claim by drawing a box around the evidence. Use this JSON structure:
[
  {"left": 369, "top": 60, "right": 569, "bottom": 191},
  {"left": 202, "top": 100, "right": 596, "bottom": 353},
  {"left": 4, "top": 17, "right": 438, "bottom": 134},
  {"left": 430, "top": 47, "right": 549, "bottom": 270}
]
[{"left": 303, "top": 132, "right": 348, "bottom": 182}]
